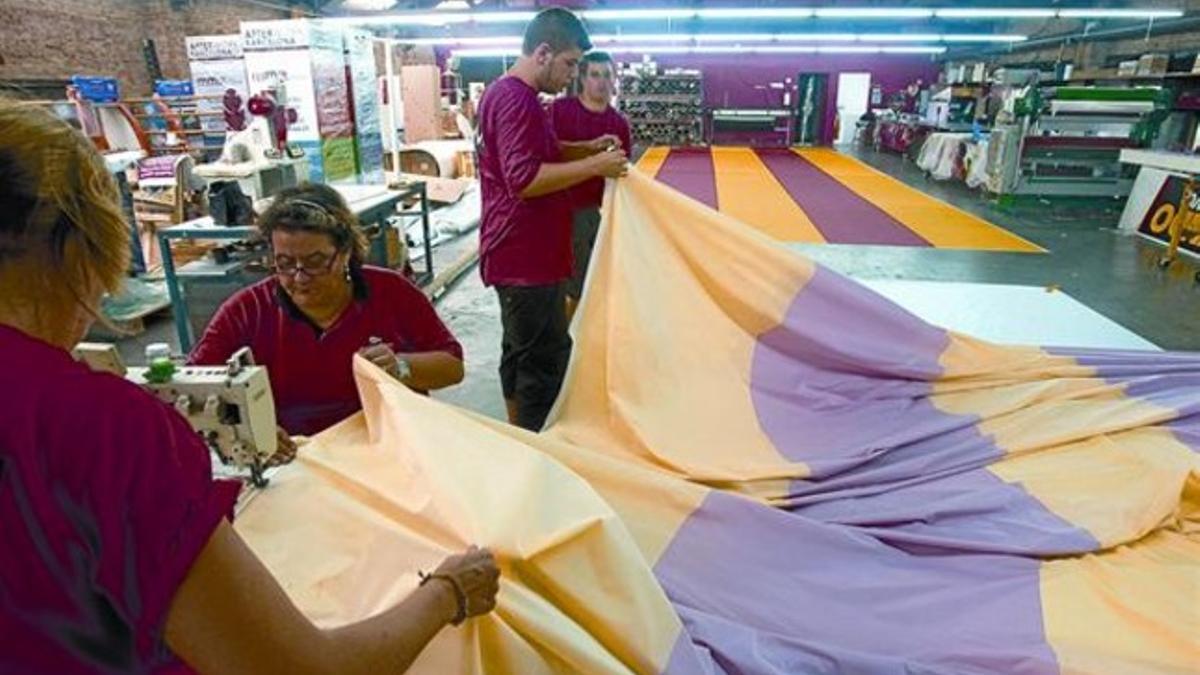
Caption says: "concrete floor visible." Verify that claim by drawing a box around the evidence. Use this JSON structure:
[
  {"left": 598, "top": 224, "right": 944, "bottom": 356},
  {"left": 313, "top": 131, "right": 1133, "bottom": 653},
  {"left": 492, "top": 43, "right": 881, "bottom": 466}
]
[
  {"left": 116, "top": 146, "right": 1200, "bottom": 423},
  {"left": 799, "top": 146, "right": 1200, "bottom": 351}
]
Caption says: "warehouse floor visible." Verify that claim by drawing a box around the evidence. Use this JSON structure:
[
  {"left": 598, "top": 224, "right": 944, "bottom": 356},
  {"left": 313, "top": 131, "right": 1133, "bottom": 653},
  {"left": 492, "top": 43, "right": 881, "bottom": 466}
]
[{"left": 117, "top": 145, "right": 1200, "bottom": 425}]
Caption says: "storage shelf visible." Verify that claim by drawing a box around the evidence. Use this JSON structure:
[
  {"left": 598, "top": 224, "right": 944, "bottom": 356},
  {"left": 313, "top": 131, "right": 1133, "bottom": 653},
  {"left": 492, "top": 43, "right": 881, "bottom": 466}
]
[
  {"left": 144, "top": 129, "right": 208, "bottom": 136},
  {"left": 624, "top": 94, "right": 701, "bottom": 102}
]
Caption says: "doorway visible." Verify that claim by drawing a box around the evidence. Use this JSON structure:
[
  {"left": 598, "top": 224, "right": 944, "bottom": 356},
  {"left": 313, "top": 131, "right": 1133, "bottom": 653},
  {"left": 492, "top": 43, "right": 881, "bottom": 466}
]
[
  {"left": 794, "top": 73, "right": 828, "bottom": 146},
  {"left": 835, "top": 72, "right": 872, "bottom": 145}
]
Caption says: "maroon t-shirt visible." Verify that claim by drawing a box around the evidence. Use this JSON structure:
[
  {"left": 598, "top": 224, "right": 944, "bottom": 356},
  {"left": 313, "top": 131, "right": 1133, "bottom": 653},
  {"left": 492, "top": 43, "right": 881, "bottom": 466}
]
[
  {"left": 549, "top": 96, "right": 632, "bottom": 211},
  {"left": 189, "top": 265, "right": 463, "bottom": 436},
  {"left": 0, "top": 324, "right": 240, "bottom": 674},
  {"left": 476, "top": 75, "right": 573, "bottom": 287}
]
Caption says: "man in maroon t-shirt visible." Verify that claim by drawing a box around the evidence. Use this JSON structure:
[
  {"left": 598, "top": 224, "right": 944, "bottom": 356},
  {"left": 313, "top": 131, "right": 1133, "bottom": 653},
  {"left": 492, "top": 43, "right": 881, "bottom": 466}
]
[
  {"left": 476, "top": 7, "right": 628, "bottom": 431},
  {"left": 550, "top": 51, "right": 633, "bottom": 320}
]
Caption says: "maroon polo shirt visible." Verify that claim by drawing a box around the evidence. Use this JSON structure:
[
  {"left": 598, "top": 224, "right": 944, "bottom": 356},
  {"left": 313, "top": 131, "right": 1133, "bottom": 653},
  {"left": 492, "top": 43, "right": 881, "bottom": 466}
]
[
  {"left": 549, "top": 96, "right": 632, "bottom": 211},
  {"left": 476, "top": 75, "right": 573, "bottom": 287},
  {"left": 189, "top": 265, "right": 463, "bottom": 436},
  {"left": 0, "top": 324, "right": 239, "bottom": 674}
]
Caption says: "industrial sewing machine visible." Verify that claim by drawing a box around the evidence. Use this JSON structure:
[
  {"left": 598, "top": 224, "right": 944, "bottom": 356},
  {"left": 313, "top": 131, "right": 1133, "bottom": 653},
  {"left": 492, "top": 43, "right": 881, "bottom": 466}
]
[{"left": 73, "top": 343, "right": 277, "bottom": 487}]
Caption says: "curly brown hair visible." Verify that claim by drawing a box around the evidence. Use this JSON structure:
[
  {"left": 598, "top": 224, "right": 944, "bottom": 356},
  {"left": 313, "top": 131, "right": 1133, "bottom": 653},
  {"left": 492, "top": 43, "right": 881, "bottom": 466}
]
[{"left": 257, "top": 182, "right": 369, "bottom": 266}]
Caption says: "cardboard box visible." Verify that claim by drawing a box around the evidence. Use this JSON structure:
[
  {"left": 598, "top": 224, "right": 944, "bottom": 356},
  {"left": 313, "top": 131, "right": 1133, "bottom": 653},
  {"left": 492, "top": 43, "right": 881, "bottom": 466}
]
[{"left": 1136, "top": 53, "right": 1168, "bottom": 76}]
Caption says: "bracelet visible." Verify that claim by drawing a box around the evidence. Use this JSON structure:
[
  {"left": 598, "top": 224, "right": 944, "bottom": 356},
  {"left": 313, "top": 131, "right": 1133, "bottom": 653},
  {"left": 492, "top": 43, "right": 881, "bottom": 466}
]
[{"left": 419, "top": 570, "right": 468, "bottom": 626}]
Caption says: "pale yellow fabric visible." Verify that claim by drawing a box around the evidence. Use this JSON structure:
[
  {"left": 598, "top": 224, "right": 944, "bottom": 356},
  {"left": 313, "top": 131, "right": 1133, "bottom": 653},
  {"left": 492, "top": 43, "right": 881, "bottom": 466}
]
[
  {"left": 548, "top": 169, "right": 813, "bottom": 484},
  {"left": 1042, "top": 528, "right": 1200, "bottom": 674},
  {"left": 236, "top": 361, "right": 686, "bottom": 674}
]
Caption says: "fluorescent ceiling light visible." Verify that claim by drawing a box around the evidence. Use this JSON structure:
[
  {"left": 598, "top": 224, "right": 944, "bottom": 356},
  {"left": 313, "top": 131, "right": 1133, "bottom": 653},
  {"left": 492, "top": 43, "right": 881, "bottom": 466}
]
[
  {"left": 858, "top": 33, "right": 1026, "bottom": 43},
  {"left": 434, "top": 0, "right": 470, "bottom": 10},
  {"left": 935, "top": 8, "right": 1182, "bottom": 19},
  {"left": 817, "top": 45, "right": 945, "bottom": 54},
  {"left": 341, "top": 0, "right": 397, "bottom": 10},
  {"left": 693, "top": 33, "right": 858, "bottom": 42},
  {"left": 330, "top": 11, "right": 533, "bottom": 26},
  {"left": 592, "top": 33, "right": 696, "bottom": 43},
  {"left": 941, "top": 34, "right": 1027, "bottom": 42},
  {"left": 1058, "top": 9, "right": 1183, "bottom": 19},
  {"left": 856, "top": 33, "right": 941, "bottom": 42},
  {"left": 815, "top": 8, "right": 934, "bottom": 18},
  {"left": 335, "top": 7, "right": 1184, "bottom": 28},
  {"left": 580, "top": 9, "right": 697, "bottom": 21},
  {"left": 934, "top": 8, "right": 1057, "bottom": 18},
  {"left": 401, "top": 35, "right": 520, "bottom": 46},
  {"left": 402, "top": 33, "right": 1022, "bottom": 46},
  {"left": 451, "top": 44, "right": 945, "bottom": 58},
  {"left": 696, "top": 8, "right": 816, "bottom": 19}
]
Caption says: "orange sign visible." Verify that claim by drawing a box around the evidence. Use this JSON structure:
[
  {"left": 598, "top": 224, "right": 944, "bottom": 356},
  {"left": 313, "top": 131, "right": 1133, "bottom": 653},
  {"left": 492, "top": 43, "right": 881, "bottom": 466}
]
[{"left": 1139, "top": 175, "right": 1200, "bottom": 254}]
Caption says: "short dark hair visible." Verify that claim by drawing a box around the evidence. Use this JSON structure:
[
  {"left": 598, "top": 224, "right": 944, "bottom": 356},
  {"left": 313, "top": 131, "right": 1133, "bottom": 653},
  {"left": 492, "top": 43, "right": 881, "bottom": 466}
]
[
  {"left": 582, "top": 51, "right": 614, "bottom": 68},
  {"left": 258, "top": 182, "right": 368, "bottom": 265},
  {"left": 522, "top": 7, "right": 591, "bottom": 56},
  {"left": 576, "top": 51, "right": 616, "bottom": 91}
]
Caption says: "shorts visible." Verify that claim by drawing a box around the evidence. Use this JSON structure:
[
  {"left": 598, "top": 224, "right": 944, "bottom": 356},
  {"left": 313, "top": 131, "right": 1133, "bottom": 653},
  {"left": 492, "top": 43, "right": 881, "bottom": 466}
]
[
  {"left": 496, "top": 283, "right": 572, "bottom": 431},
  {"left": 565, "top": 207, "right": 601, "bottom": 300}
]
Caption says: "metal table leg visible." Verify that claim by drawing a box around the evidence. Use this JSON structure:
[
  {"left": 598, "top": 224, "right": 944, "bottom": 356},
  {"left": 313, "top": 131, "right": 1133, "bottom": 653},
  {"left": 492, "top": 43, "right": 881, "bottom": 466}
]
[{"left": 158, "top": 232, "right": 193, "bottom": 353}]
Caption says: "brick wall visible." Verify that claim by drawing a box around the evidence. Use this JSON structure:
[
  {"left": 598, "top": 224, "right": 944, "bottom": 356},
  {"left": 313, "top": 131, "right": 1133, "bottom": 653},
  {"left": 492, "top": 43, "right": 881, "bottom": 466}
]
[{"left": 0, "top": 0, "right": 290, "bottom": 97}]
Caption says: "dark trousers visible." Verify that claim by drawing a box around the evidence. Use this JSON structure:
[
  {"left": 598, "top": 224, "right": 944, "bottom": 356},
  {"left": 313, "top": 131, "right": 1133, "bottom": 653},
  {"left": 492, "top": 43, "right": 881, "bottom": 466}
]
[
  {"left": 565, "top": 207, "right": 601, "bottom": 300},
  {"left": 497, "top": 283, "right": 572, "bottom": 431}
]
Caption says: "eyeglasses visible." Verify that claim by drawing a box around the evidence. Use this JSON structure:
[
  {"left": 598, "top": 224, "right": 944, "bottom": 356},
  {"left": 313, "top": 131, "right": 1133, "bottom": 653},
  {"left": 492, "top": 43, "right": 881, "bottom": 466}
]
[{"left": 270, "top": 251, "right": 339, "bottom": 278}]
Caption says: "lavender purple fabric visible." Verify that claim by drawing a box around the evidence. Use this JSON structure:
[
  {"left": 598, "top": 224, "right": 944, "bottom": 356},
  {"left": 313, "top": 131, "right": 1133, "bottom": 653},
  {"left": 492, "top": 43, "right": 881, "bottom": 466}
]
[
  {"left": 755, "top": 149, "right": 931, "bottom": 246},
  {"left": 658, "top": 491, "right": 1062, "bottom": 675},
  {"left": 748, "top": 266, "right": 1096, "bottom": 556},
  {"left": 1047, "top": 347, "right": 1200, "bottom": 453},
  {"left": 654, "top": 149, "right": 718, "bottom": 210},
  {"left": 649, "top": 265, "right": 1119, "bottom": 672}
]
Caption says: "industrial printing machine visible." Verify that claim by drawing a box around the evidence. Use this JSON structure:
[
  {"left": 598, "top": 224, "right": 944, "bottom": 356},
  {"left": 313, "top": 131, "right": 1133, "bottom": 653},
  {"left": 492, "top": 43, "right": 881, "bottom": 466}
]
[{"left": 987, "top": 85, "right": 1173, "bottom": 200}]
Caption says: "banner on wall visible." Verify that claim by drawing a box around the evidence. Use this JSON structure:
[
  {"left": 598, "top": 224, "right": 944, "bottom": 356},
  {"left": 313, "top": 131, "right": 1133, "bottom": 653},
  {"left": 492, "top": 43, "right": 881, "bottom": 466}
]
[
  {"left": 187, "top": 35, "right": 247, "bottom": 141},
  {"left": 239, "top": 19, "right": 359, "bottom": 183},
  {"left": 308, "top": 23, "right": 356, "bottom": 182},
  {"left": 346, "top": 29, "right": 385, "bottom": 184},
  {"left": 240, "top": 20, "right": 310, "bottom": 51},
  {"left": 242, "top": 51, "right": 320, "bottom": 142},
  {"left": 1137, "top": 174, "right": 1200, "bottom": 256},
  {"left": 187, "top": 34, "right": 244, "bottom": 61}
]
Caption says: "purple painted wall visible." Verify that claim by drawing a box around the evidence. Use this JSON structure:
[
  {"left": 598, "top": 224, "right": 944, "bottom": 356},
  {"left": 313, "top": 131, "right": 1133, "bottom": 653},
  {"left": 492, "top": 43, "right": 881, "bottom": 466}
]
[{"left": 635, "top": 54, "right": 939, "bottom": 145}]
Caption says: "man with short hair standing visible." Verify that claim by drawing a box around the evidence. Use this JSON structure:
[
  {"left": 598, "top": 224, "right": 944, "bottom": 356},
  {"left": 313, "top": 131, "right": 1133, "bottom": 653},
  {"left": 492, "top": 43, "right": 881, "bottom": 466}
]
[
  {"left": 476, "top": 7, "right": 628, "bottom": 431},
  {"left": 550, "top": 51, "right": 633, "bottom": 320}
]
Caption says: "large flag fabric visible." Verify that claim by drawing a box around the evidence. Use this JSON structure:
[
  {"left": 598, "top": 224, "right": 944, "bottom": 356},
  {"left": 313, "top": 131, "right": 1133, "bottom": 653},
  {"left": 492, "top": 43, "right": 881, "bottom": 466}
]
[{"left": 236, "top": 169, "right": 1200, "bottom": 674}]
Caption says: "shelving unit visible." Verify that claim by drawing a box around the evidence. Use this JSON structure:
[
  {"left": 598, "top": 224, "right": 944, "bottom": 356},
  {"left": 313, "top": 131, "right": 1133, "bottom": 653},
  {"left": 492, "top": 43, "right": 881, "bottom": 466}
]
[
  {"left": 123, "top": 94, "right": 226, "bottom": 160},
  {"left": 619, "top": 68, "right": 705, "bottom": 147}
]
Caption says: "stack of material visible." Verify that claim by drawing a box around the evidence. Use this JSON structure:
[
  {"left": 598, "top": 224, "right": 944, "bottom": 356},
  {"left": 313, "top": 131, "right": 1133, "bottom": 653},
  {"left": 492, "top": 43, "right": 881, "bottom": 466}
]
[{"left": 619, "top": 69, "right": 705, "bottom": 147}]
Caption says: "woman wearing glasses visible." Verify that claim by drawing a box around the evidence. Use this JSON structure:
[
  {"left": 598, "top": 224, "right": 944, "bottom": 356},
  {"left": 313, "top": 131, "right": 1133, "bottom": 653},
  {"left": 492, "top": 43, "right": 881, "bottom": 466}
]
[{"left": 189, "top": 183, "right": 465, "bottom": 443}]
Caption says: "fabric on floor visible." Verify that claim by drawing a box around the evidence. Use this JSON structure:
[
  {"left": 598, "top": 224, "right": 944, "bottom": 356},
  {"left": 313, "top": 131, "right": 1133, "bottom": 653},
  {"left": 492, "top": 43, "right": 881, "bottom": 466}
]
[
  {"left": 796, "top": 147, "right": 1043, "bottom": 252},
  {"left": 647, "top": 145, "right": 1043, "bottom": 252},
  {"left": 236, "top": 169, "right": 1197, "bottom": 674},
  {"left": 651, "top": 147, "right": 718, "bottom": 210}
]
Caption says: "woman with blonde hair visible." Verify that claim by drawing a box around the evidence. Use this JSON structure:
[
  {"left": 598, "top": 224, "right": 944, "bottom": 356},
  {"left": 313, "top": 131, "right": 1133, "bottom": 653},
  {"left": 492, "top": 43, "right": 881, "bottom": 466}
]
[{"left": 0, "top": 101, "right": 498, "bottom": 673}]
